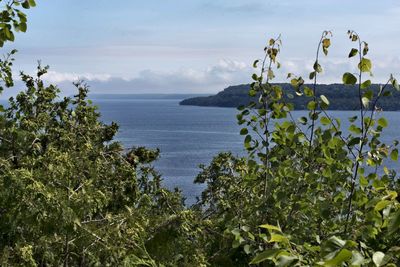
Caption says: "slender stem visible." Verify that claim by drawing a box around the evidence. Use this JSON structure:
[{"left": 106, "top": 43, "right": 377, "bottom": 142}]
[
  {"left": 309, "top": 32, "right": 325, "bottom": 153},
  {"left": 344, "top": 39, "right": 389, "bottom": 233},
  {"left": 259, "top": 35, "right": 280, "bottom": 196},
  {"left": 344, "top": 33, "right": 363, "bottom": 233}
]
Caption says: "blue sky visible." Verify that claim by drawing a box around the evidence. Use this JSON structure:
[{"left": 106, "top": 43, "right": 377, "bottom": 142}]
[{"left": 3, "top": 0, "right": 400, "bottom": 96}]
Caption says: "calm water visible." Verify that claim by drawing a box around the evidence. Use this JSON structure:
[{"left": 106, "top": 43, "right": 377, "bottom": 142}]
[
  {"left": 1, "top": 97, "right": 399, "bottom": 205},
  {"left": 92, "top": 97, "right": 244, "bottom": 205},
  {"left": 92, "top": 97, "right": 400, "bottom": 205}
]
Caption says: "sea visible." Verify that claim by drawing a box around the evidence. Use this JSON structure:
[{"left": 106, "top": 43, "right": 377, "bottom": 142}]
[
  {"left": 1, "top": 96, "right": 399, "bottom": 205},
  {"left": 91, "top": 95, "right": 244, "bottom": 205},
  {"left": 91, "top": 96, "right": 400, "bottom": 205}
]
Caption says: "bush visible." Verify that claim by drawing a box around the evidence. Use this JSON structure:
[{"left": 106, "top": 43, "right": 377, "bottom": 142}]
[{"left": 194, "top": 32, "right": 400, "bottom": 266}]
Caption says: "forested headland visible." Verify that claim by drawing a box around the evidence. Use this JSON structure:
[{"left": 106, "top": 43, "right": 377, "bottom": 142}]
[{"left": 180, "top": 83, "right": 400, "bottom": 110}]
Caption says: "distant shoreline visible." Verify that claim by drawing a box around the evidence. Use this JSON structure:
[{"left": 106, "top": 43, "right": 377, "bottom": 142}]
[
  {"left": 179, "top": 83, "right": 400, "bottom": 111},
  {"left": 89, "top": 93, "right": 208, "bottom": 100}
]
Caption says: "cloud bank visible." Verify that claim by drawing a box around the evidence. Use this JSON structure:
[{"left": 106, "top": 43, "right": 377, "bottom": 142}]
[
  {"left": 3, "top": 56, "right": 398, "bottom": 99},
  {"left": 42, "top": 59, "right": 253, "bottom": 95}
]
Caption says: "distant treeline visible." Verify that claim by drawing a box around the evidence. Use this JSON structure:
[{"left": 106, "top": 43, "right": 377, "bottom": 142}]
[
  {"left": 90, "top": 94, "right": 206, "bottom": 100},
  {"left": 180, "top": 83, "right": 400, "bottom": 110}
]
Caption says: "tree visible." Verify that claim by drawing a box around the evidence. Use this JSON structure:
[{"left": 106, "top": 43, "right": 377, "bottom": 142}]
[
  {"left": 194, "top": 32, "right": 400, "bottom": 266},
  {"left": 0, "top": 2, "right": 204, "bottom": 266},
  {"left": 1, "top": 0, "right": 35, "bottom": 94}
]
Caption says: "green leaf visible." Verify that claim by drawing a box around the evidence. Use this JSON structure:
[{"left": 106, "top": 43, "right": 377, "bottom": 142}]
[
  {"left": 244, "top": 244, "right": 251, "bottom": 254},
  {"left": 320, "top": 95, "right": 329, "bottom": 105},
  {"left": 392, "top": 78, "right": 399, "bottom": 91},
  {"left": 359, "top": 176, "right": 368, "bottom": 187},
  {"left": 349, "top": 124, "right": 362, "bottom": 134},
  {"left": 351, "top": 251, "right": 366, "bottom": 266},
  {"left": 327, "top": 236, "right": 346, "bottom": 248},
  {"left": 259, "top": 224, "right": 281, "bottom": 232},
  {"left": 268, "top": 69, "right": 275, "bottom": 79},
  {"left": 244, "top": 135, "right": 252, "bottom": 149},
  {"left": 269, "top": 233, "right": 289, "bottom": 244},
  {"left": 73, "top": 217, "right": 82, "bottom": 227},
  {"left": 324, "top": 249, "right": 352, "bottom": 266},
  {"left": 269, "top": 38, "right": 275, "bottom": 46},
  {"left": 348, "top": 116, "right": 358, "bottom": 123},
  {"left": 304, "top": 86, "right": 313, "bottom": 97},
  {"left": 240, "top": 128, "right": 248, "bottom": 135},
  {"left": 276, "top": 255, "right": 298, "bottom": 267},
  {"left": 320, "top": 116, "right": 330, "bottom": 126},
  {"left": 22, "top": 1, "right": 30, "bottom": 8},
  {"left": 364, "top": 89, "right": 373, "bottom": 100},
  {"left": 307, "top": 101, "right": 317, "bottom": 110},
  {"left": 349, "top": 48, "right": 358, "bottom": 58},
  {"left": 358, "top": 58, "right": 372, "bottom": 73},
  {"left": 231, "top": 228, "right": 240, "bottom": 236},
  {"left": 17, "top": 11, "right": 27, "bottom": 23},
  {"left": 250, "top": 249, "right": 281, "bottom": 264},
  {"left": 377, "top": 117, "right": 388, "bottom": 128},
  {"left": 363, "top": 43, "right": 369, "bottom": 56},
  {"left": 361, "top": 97, "right": 370, "bottom": 108},
  {"left": 323, "top": 47, "right": 328, "bottom": 56},
  {"left": 19, "top": 22, "right": 27, "bottom": 32},
  {"left": 374, "top": 200, "right": 391, "bottom": 211},
  {"left": 313, "top": 61, "right": 322, "bottom": 73},
  {"left": 348, "top": 137, "right": 360, "bottom": 146},
  {"left": 291, "top": 77, "right": 304, "bottom": 88},
  {"left": 342, "top": 72, "right": 357, "bottom": 85},
  {"left": 253, "top": 60, "right": 259, "bottom": 68},
  {"left": 372, "top": 251, "right": 385, "bottom": 267},
  {"left": 4, "top": 26, "right": 12, "bottom": 39},
  {"left": 28, "top": 0, "right": 36, "bottom": 7},
  {"left": 388, "top": 210, "right": 400, "bottom": 234},
  {"left": 390, "top": 149, "right": 398, "bottom": 161},
  {"left": 361, "top": 79, "right": 371, "bottom": 89},
  {"left": 258, "top": 109, "right": 267, "bottom": 116},
  {"left": 322, "top": 38, "right": 331, "bottom": 49},
  {"left": 309, "top": 71, "right": 316, "bottom": 80},
  {"left": 298, "top": 116, "right": 307, "bottom": 124}
]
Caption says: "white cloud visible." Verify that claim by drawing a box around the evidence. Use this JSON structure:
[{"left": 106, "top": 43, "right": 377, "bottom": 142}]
[
  {"left": 43, "top": 71, "right": 112, "bottom": 83},
  {"left": 38, "top": 59, "right": 252, "bottom": 95}
]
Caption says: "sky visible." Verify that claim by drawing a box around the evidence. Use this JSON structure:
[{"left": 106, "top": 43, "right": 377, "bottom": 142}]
[{"left": 2, "top": 0, "right": 400, "bottom": 97}]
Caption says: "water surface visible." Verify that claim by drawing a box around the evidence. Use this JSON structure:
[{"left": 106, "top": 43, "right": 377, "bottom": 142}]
[{"left": 93, "top": 97, "right": 400, "bottom": 205}]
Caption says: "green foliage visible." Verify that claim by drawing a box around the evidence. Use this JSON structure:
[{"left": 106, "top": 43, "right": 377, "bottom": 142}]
[
  {"left": 343, "top": 72, "right": 357, "bottom": 85},
  {"left": 0, "top": 3, "right": 209, "bottom": 266},
  {"left": 0, "top": 66, "right": 207, "bottom": 266},
  {"left": 193, "top": 31, "right": 400, "bottom": 266},
  {"left": 0, "top": 1, "right": 399, "bottom": 265},
  {"left": 0, "top": 0, "right": 33, "bottom": 46},
  {"left": 0, "top": 0, "right": 33, "bottom": 94}
]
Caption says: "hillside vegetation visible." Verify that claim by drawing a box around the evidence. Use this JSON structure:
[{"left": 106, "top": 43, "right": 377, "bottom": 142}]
[{"left": 1, "top": 3, "right": 399, "bottom": 266}]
